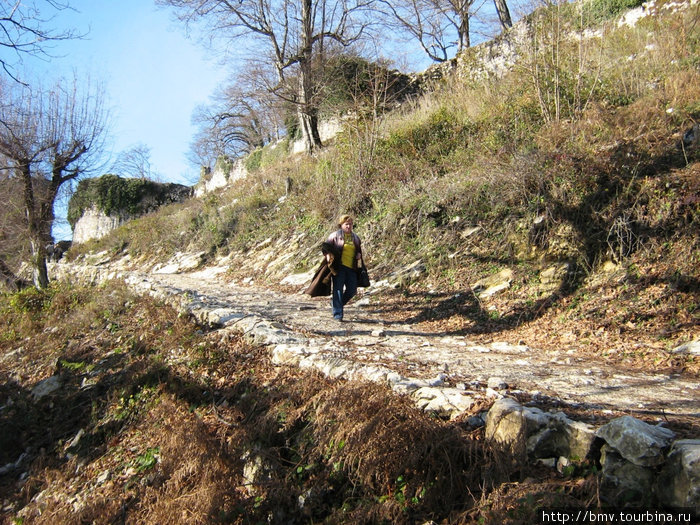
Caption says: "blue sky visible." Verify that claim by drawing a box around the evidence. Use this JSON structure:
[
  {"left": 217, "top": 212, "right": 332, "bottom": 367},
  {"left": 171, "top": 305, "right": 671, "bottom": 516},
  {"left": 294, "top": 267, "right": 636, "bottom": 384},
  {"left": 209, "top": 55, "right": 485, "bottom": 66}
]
[
  {"left": 38, "top": 0, "right": 227, "bottom": 185},
  {"left": 2, "top": 1, "right": 228, "bottom": 239}
]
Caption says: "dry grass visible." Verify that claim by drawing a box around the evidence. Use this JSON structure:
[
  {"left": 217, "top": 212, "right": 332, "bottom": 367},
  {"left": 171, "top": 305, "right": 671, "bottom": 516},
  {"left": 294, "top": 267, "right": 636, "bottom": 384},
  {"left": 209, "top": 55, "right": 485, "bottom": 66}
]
[{"left": 0, "top": 280, "right": 605, "bottom": 524}]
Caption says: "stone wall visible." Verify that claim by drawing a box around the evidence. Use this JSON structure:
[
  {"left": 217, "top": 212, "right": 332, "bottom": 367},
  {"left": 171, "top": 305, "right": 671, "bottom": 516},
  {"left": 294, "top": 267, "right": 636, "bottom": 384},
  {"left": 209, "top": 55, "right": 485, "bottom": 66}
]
[{"left": 486, "top": 397, "right": 700, "bottom": 510}]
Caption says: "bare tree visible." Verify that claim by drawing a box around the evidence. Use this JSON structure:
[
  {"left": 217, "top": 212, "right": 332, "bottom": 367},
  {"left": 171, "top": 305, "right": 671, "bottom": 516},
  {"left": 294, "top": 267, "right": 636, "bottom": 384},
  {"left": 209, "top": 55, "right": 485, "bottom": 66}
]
[
  {"left": 0, "top": 77, "right": 108, "bottom": 288},
  {"left": 0, "top": 166, "right": 30, "bottom": 290},
  {"left": 158, "top": 0, "right": 375, "bottom": 154},
  {"left": 494, "top": 0, "right": 512, "bottom": 29},
  {"left": 190, "top": 63, "right": 287, "bottom": 167},
  {"left": 379, "top": 0, "right": 512, "bottom": 62},
  {"left": 112, "top": 143, "right": 158, "bottom": 181},
  {"left": 0, "top": 0, "right": 79, "bottom": 83}
]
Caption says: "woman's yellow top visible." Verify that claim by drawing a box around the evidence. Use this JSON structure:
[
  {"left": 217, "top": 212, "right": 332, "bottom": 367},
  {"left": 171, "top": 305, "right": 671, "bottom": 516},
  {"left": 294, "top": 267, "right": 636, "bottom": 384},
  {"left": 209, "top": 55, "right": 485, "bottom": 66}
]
[{"left": 341, "top": 233, "right": 356, "bottom": 268}]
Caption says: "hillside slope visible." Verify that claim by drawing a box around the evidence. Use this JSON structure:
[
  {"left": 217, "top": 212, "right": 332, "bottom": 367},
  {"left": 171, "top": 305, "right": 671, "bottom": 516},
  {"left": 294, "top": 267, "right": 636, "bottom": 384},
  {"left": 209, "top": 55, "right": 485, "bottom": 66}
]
[
  {"left": 2, "top": 1, "right": 698, "bottom": 522},
  {"left": 70, "top": 0, "right": 699, "bottom": 375}
]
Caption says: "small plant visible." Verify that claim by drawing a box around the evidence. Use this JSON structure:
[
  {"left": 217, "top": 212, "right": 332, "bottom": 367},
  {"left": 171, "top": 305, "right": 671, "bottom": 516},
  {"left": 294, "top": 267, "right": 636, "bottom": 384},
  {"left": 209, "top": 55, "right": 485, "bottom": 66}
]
[
  {"left": 133, "top": 447, "right": 160, "bottom": 472},
  {"left": 8, "top": 286, "right": 54, "bottom": 314},
  {"left": 114, "top": 385, "right": 159, "bottom": 422},
  {"left": 59, "top": 360, "right": 90, "bottom": 372}
]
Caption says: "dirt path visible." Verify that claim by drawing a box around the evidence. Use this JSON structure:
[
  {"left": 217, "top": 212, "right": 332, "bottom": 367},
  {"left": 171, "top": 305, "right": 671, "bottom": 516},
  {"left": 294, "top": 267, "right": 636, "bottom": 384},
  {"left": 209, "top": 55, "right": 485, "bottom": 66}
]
[{"left": 144, "top": 268, "right": 698, "bottom": 423}]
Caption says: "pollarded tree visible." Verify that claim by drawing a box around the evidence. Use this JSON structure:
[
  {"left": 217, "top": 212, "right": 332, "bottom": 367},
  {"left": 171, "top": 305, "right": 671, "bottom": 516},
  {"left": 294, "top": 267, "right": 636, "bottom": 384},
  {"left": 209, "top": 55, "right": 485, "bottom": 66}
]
[
  {"left": 158, "top": 0, "right": 375, "bottom": 154},
  {"left": 0, "top": 77, "right": 108, "bottom": 288}
]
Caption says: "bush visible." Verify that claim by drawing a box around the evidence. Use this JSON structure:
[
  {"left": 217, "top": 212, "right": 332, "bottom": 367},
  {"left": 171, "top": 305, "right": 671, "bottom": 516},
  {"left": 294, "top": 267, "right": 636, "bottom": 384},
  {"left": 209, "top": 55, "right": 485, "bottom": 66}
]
[{"left": 586, "top": 0, "right": 645, "bottom": 23}]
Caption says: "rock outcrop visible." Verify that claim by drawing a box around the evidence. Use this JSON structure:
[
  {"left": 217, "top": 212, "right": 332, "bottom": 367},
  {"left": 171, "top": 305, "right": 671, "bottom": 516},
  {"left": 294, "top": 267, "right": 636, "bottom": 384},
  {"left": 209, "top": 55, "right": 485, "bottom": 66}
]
[
  {"left": 194, "top": 156, "right": 248, "bottom": 197},
  {"left": 69, "top": 174, "right": 192, "bottom": 243},
  {"left": 485, "top": 398, "right": 699, "bottom": 510},
  {"left": 72, "top": 205, "right": 125, "bottom": 244}
]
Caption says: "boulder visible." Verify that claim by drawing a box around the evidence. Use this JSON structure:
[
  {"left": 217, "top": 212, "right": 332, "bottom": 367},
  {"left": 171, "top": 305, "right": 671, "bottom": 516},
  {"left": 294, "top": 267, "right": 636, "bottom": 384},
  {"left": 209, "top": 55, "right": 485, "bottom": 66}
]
[
  {"left": 599, "top": 444, "right": 655, "bottom": 506},
  {"left": 485, "top": 397, "right": 595, "bottom": 460},
  {"left": 595, "top": 416, "right": 675, "bottom": 467},
  {"left": 486, "top": 398, "right": 547, "bottom": 454},
  {"left": 656, "top": 439, "right": 700, "bottom": 510}
]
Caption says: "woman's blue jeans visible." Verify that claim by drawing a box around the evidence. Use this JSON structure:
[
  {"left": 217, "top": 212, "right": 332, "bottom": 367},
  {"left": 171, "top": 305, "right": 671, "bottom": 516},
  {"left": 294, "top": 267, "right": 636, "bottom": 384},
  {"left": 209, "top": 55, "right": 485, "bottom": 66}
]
[{"left": 332, "top": 265, "right": 357, "bottom": 319}]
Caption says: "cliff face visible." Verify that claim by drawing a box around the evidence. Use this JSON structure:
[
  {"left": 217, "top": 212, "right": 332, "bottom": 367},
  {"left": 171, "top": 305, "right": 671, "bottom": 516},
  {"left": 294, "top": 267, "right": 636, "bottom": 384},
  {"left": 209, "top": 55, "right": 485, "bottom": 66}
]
[
  {"left": 72, "top": 205, "right": 124, "bottom": 244},
  {"left": 69, "top": 174, "right": 192, "bottom": 243},
  {"left": 194, "top": 156, "right": 248, "bottom": 197}
]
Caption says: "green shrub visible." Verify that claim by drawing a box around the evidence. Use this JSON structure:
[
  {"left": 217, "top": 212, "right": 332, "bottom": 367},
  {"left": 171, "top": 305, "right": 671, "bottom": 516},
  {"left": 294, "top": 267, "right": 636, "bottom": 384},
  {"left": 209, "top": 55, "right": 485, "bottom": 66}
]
[
  {"left": 7, "top": 286, "right": 55, "bottom": 314},
  {"left": 67, "top": 174, "right": 189, "bottom": 228},
  {"left": 244, "top": 149, "right": 264, "bottom": 172},
  {"left": 586, "top": 0, "right": 644, "bottom": 23}
]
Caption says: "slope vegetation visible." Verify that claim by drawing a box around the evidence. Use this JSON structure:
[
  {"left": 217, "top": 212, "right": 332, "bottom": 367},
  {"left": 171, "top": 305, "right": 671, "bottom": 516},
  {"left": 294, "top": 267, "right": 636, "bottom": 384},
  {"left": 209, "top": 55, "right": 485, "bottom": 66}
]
[{"left": 72, "top": 0, "right": 699, "bottom": 371}]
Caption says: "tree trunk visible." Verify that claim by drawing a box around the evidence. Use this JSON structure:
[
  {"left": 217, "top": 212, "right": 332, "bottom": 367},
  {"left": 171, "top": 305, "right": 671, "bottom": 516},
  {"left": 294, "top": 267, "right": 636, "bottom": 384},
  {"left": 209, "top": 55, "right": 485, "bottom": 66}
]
[
  {"left": 19, "top": 161, "right": 52, "bottom": 289},
  {"left": 494, "top": 0, "right": 513, "bottom": 29},
  {"left": 30, "top": 237, "right": 50, "bottom": 289},
  {"left": 297, "top": 98, "right": 322, "bottom": 154},
  {"left": 297, "top": 0, "right": 323, "bottom": 154},
  {"left": 457, "top": 0, "right": 471, "bottom": 52}
]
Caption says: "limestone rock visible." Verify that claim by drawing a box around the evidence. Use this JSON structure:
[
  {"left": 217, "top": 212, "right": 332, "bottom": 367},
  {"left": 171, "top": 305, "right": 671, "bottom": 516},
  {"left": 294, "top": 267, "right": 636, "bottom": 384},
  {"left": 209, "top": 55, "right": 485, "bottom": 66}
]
[
  {"left": 72, "top": 205, "right": 124, "bottom": 244},
  {"left": 595, "top": 416, "right": 675, "bottom": 467},
  {"left": 485, "top": 398, "right": 595, "bottom": 460},
  {"left": 280, "top": 269, "right": 315, "bottom": 286},
  {"left": 31, "top": 375, "right": 62, "bottom": 400},
  {"left": 599, "top": 445, "right": 655, "bottom": 506},
  {"left": 152, "top": 251, "right": 207, "bottom": 274},
  {"left": 538, "top": 262, "right": 570, "bottom": 293},
  {"left": 194, "top": 156, "right": 248, "bottom": 196},
  {"left": 471, "top": 268, "right": 513, "bottom": 298},
  {"left": 241, "top": 449, "right": 272, "bottom": 496},
  {"left": 411, "top": 387, "right": 476, "bottom": 418},
  {"left": 671, "top": 339, "right": 700, "bottom": 356},
  {"left": 565, "top": 419, "right": 598, "bottom": 461},
  {"left": 487, "top": 377, "right": 508, "bottom": 390},
  {"left": 271, "top": 344, "right": 309, "bottom": 366},
  {"left": 485, "top": 397, "right": 550, "bottom": 455},
  {"left": 656, "top": 439, "right": 700, "bottom": 510},
  {"left": 371, "top": 260, "right": 426, "bottom": 290}
]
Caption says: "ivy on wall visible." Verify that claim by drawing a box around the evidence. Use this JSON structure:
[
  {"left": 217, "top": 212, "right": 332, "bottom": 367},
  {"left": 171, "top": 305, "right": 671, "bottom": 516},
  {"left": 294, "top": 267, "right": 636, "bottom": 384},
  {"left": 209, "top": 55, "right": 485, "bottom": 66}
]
[{"left": 67, "top": 174, "right": 190, "bottom": 229}]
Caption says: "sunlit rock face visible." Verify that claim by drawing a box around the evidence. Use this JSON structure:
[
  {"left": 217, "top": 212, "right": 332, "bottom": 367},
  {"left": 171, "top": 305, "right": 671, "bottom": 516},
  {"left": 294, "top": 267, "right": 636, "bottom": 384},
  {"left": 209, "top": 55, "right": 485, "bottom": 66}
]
[{"left": 72, "top": 205, "right": 125, "bottom": 244}]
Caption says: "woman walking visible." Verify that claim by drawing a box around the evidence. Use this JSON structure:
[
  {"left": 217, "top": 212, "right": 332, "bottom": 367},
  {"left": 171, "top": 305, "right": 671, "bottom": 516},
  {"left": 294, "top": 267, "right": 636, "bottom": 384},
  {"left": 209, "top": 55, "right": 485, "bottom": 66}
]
[{"left": 323, "top": 214, "right": 363, "bottom": 321}]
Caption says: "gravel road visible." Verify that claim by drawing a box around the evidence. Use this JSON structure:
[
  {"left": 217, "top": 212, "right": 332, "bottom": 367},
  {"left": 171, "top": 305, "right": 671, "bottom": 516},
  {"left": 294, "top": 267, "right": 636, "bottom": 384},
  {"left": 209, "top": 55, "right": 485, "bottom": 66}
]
[{"left": 145, "top": 268, "right": 698, "bottom": 423}]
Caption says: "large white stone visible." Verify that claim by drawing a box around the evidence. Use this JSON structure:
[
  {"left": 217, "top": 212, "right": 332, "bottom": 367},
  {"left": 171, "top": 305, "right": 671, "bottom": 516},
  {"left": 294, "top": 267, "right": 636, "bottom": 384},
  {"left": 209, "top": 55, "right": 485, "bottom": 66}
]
[{"left": 596, "top": 416, "right": 676, "bottom": 467}]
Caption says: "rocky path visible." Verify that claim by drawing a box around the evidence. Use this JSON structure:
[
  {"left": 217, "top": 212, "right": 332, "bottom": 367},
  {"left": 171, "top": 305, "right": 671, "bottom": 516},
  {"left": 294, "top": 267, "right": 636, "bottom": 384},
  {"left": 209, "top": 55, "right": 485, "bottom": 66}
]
[{"left": 130, "top": 266, "right": 698, "bottom": 424}]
